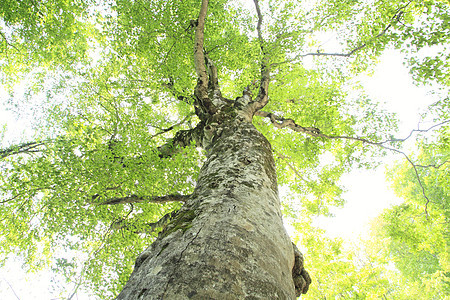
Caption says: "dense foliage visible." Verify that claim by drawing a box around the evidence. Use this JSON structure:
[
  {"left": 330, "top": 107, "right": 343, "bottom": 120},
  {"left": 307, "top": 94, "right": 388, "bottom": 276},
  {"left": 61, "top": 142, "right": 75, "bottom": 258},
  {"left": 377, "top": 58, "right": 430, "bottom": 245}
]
[{"left": 1, "top": 0, "right": 448, "bottom": 298}]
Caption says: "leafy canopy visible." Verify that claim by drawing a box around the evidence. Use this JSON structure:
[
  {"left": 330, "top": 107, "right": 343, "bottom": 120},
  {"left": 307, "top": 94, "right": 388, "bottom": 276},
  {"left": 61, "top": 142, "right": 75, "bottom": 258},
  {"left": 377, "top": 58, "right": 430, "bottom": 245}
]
[{"left": 1, "top": 0, "right": 449, "bottom": 298}]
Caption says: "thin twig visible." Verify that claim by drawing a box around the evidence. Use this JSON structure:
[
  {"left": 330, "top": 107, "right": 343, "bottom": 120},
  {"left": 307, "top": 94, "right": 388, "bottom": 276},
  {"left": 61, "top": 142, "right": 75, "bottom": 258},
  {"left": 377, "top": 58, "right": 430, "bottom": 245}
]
[
  {"left": 1, "top": 187, "right": 48, "bottom": 204},
  {"left": 67, "top": 227, "right": 113, "bottom": 300},
  {"left": 0, "top": 30, "right": 22, "bottom": 54},
  {"left": 149, "top": 113, "right": 195, "bottom": 139},
  {"left": 415, "top": 161, "right": 449, "bottom": 169},
  {"left": 275, "top": 152, "right": 310, "bottom": 184},
  {"left": 1, "top": 277, "right": 21, "bottom": 300},
  {"left": 271, "top": 1, "right": 412, "bottom": 66}
]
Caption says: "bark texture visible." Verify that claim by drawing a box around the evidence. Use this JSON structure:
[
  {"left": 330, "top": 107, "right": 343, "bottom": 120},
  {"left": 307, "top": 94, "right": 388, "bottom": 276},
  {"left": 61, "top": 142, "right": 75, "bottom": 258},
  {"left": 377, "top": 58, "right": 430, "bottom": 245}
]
[{"left": 116, "top": 118, "right": 300, "bottom": 299}]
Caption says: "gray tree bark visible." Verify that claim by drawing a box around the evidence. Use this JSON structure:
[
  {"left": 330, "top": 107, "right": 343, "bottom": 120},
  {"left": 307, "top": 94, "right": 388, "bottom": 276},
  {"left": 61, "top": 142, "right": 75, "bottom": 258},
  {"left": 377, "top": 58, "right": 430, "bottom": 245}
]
[{"left": 116, "top": 117, "right": 309, "bottom": 299}]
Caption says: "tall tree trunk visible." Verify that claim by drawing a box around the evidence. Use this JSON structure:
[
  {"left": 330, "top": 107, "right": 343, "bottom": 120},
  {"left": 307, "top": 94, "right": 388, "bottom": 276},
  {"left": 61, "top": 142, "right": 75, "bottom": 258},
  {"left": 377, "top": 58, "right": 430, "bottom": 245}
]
[{"left": 116, "top": 118, "right": 300, "bottom": 299}]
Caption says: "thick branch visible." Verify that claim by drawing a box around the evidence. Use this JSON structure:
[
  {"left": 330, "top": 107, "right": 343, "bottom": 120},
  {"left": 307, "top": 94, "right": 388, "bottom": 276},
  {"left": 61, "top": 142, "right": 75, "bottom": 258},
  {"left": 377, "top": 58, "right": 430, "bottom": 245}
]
[
  {"left": 193, "top": 0, "right": 217, "bottom": 116},
  {"left": 0, "top": 141, "right": 46, "bottom": 159},
  {"left": 157, "top": 122, "right": 204, "bottom": 157},
  {"left": 162, "top": 77, "right": 195, "bottom": 105},
  {"left": 194, "top": 0, "right": 208, "bottom": 90},
  {"left": 112, "top": 210, "right": 178, "bottom": 235},
  {"left": 98, "top": 194, "right": 190, "bottom": 205},
  {"left": 205, "top": 53, "right": 220, "bottom": 97},
  {"left": 292, "top": 243, "right": 311, "bottom": 296},
  {"left": 255, "top": 111, "right": 322, "bottom": 136},
  {"left": 251, "top": 0, "right": 270, "bottom": 112}
]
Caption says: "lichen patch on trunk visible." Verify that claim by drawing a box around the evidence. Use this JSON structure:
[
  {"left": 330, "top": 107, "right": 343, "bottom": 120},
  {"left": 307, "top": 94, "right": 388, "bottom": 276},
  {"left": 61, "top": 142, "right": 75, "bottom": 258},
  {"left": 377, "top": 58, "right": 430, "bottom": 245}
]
[{"left": 116, "top": 119, "right": 298, "bottom": 299}]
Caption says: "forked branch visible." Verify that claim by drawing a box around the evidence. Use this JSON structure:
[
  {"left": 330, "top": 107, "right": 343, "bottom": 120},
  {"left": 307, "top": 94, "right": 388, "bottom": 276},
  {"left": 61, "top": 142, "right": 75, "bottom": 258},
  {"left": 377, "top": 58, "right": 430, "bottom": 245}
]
[
  {"left": 271, "top": 1, "right": 412, "bottom": 66},
  {"left": 193, "top": 0, "right": 217, "bottom": 116},
  {"left": 387, "top": 120, "right": 449, "bottom": 143},
  {"left": 251, "top": 0, "right": 270, "bottom": 112}
]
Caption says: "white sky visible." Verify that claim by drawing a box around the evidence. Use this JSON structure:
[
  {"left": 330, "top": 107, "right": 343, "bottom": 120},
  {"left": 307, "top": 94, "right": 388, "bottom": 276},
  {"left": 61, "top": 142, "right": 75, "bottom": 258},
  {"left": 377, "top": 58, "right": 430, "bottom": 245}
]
[{"left": 316, "top": 49, "right": 437, "bottom": 240}]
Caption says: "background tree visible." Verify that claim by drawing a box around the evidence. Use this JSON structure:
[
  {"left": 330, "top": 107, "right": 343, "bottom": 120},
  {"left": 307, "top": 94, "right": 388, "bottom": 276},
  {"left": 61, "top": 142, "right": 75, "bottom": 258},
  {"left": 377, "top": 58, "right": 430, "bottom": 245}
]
[
  {"left": 377, "top": 101, "right": 449, "bottom": 299},
  {"left": 0, "top": 0, "right": 449, "bottom": 298}
]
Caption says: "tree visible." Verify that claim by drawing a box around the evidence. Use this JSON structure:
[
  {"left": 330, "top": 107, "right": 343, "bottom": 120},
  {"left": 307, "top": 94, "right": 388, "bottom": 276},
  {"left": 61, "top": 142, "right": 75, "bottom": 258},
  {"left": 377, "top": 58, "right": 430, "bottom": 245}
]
[
  {"left": 376, "top": 100, "right": 450, "bottom": 299},
  {"left": 0, "top": 0, "right": 449, "bottom": 298}
]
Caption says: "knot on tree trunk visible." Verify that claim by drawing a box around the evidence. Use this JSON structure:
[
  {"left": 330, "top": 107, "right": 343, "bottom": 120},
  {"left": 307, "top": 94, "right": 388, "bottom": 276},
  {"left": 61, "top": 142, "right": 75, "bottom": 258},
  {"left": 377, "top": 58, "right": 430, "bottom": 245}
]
[{"left": 292, "top": 242, "right": 311, "bottom": 297}]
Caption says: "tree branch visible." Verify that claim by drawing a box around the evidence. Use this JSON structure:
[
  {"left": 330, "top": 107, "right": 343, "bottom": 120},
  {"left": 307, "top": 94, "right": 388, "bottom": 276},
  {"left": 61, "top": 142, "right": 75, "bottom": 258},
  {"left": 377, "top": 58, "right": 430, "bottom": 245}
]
[
  {"left": 255, "top": 111, "right": 322, "bottom": 136},
  {"left": 149, "top": 113, "right": 195, "bottom": 140},
  {"left": 250, "top": 0, "right": 270, "bottom": 112},
  {"left": 1, "top": 277, "right": 21, "bottom": 300},
  {"left": 0, "top": 187, "right": 50, "bottom": 204},
  {"left": 415, "top": 161, "right": 449, "bottom": 169},
  {"left": 256, "top": 110, "right": 448, "bottom": 217},
  {"left": 162, "top": 77, "right": 195, "bottom": 105},
  {"left": 205, "top": 52, "right": 221, "bottom": 98},
  {"left": 157, "top": 122, "right": 205, "bottom": 157},
  {"left": 112, "top": 210, "right": 178, "bottom": 235},
  {"left": 398, "top": 150, "right": 431, "bottom": 218},
  {"left": 98, "top": 194, "right": 190, "bottom": 205},
  {"left": 193, "top": 0, "right": 217, "bottom": 116},
  {"left": 0, "top": 30, "right": 22, "bottom": 55},
  {"left": 0, "top": 141, "right": 46, "bottom": 159},
  {"left": 271, "top": 1, "right": 412, "bottom": 66},
  {"left": 67, "top": 226, "right": 113, "bottom": 300},
  {"left": 194, "top": 0, "right": 208, "bottom": 89},
  {"left": 275, "top": 152, "right": 310, "bottom": 184},
  {"left": 256, "top": 111, "right": 448, "bottom": 147},
  {"left": 385, "top": 120, "right": 449, "bottom": 144}
]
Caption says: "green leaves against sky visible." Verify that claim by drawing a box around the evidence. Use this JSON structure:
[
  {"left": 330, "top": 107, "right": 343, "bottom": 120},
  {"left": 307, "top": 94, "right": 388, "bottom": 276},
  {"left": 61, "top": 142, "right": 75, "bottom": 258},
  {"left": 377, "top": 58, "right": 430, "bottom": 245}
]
[{"left": 1, "top": 0, "right": 449, "bottom": 298}]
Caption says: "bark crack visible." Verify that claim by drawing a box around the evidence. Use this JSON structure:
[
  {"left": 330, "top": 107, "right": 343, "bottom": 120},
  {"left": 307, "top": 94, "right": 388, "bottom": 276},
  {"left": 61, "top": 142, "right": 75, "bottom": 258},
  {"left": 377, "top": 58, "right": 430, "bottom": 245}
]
[{"left": 161, "top": 226, "right": 203, "bottom": 298}]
